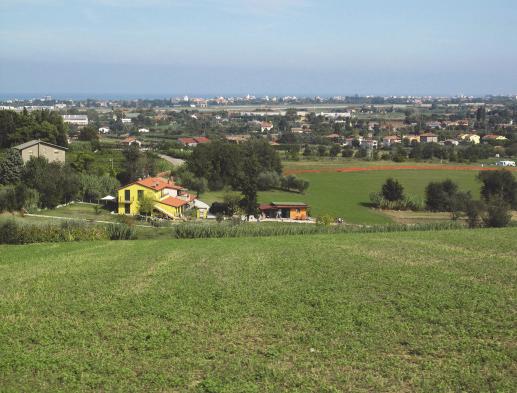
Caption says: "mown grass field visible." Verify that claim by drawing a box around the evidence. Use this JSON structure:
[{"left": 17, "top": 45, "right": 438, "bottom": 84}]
[
  {"left": 1, "top": 228, "right": 516, "bottom": 392},
  {"left": 203, "top": 168, "right": 482, "bottom": 224}
]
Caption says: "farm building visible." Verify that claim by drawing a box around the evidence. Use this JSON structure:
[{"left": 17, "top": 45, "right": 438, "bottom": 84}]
[
  {"left": 178, "top": 137, "right": 210, "bottom": 147},
  {"left": 13, "top": 139, "right": 67, "bottom": 163},
  {"left": 62, "top": 114, "right": 88, "bottom": 126},
  {"left": 259, "top": 202, "right": 309, "bottom": 220},
  {"left": 121, "top": 136, "right": 142, "bottom": 147}
]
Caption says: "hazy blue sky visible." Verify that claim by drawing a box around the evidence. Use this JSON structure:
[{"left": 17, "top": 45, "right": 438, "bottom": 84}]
[{"left": 1, "top": 0, "right": 516, "bottom": 97}]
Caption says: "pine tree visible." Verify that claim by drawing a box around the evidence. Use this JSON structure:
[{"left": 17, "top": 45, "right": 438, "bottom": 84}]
[{"left": 0, "top": 149, "right": 24, "bottom": 185}]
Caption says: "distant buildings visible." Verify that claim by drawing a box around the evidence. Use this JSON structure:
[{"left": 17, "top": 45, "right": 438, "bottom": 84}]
[
  {"left": 419, "top": 133, "right": 438, "bottom": 143},
  {"left": 99, "top": 127, "right": 110, "bottom": 134},
  {"left": 121, "top": 136, "right": 142, "bottom": 147},
  {"left": 458, "top": 133, "right": 480, "bottom": 144},
  {"left": 382, "top": 135, "right": 402, "bottom": 148},
  {"left": 482, "top": 134, "right": 508, "bottom": 142},
  {"left": 138, "top": 128, "right": 150, "bottom": 133},
  {"left": 62, "top": 114, "right": 88, "bottom": 126},
  {"left": 260, "top": 121, "right": 274, "bottom": 132},
  {"left": 178, "top": 137, "right": 210, "bottom": 147}
]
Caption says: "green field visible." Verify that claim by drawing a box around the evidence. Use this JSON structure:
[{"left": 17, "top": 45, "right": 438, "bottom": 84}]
[
  {"left": 0, "top": 228, "right": 515, "bottom": 392},
  {"left": 202, "top": 169, "right": 482, "bottom": 224}
]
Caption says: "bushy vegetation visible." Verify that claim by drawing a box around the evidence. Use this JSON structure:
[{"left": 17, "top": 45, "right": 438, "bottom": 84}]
[
  {"left": 0, "top": 109, "right": 68, "bottom": 148},
  {"left": 105, "top": 223, "right": 136, "bottom": 240},
  {"left": 170, "top": 221, "right": 464, "bottom": 239},
  {"left": 369, "top": 178, "right": 423, "bottom": 210},
  {"left": 369, "top": 191, "right": 423, "bottom": 211},
  {"left": 0, "top": 220, "right": 107, "bottom": 244}
]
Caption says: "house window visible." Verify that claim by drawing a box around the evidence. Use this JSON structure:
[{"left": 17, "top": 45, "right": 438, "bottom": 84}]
[
  {"left": 296, "top": 208, "right": 300, "bottom": 213},
  {"left": 138, "top": 190, "right": 144, "bottom": 201}
]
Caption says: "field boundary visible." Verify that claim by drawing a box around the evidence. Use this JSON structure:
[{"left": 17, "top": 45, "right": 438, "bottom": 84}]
[{"left": 285, "top": 165, "right": 517, "bottom": 175}]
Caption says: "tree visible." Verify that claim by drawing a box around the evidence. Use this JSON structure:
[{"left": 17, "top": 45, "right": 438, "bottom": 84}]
[
  {"left": 239, "top": 144, "right": 260, "bottom": 217},
  {"left": 425, "top": 179, "right": 459, "bottom": 212},
  {"left": 329, "top": 145, "right": 341, "bottom": 157},
  {"left": 257, "top": 171, "right": 280, "bottom": 191},
  {"left": 78, "top": 126, "right": 99, "bottom": 142},
  {"left": 478, "top": 170, "right": 517, "bottom": 209},
  {"left": 0, "top": 149, "right": 23, "bottom": 185},
  {"left": 138, "top": 194, "right": 156, "bottom": 216},
  {"left": 465, "top": 199, "right": 484, "bottom": 228},
  {"left": 483, "top": 197, "right": 511, "bottom": 228},
  {"left": 381, "top": 178, "right": 404, "bottom": 202}
]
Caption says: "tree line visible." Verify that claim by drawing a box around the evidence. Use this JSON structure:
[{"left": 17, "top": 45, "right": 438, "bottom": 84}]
[
  {"left": 0, "top": 109, "right": 69, "bottom": 148},
  {"left": 185, "top": 139, "right": 309, "bottom": 215},
  {"left": 371, "top": 171, "right": 517, "bottom": 227}
]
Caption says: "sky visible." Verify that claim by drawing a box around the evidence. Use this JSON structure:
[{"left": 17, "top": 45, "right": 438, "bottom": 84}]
[{"left": 1, "top": 0, "right": 517, "bottom": 98}]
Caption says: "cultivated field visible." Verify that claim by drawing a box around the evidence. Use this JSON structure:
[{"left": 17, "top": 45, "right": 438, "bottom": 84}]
[
  {"left": 0, "top": 228, "right": 515, "bottom": 392},
  {"left": 203, "top": 166, "right": 483, "bottom": 224}
]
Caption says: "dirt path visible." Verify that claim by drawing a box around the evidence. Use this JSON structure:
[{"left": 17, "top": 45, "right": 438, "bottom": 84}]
[
  {"left": 158, "top": 154, "right": 185, "bottom": 167},
  {"left": 285, "top": 164, "right": 517, "bottom": 175}
]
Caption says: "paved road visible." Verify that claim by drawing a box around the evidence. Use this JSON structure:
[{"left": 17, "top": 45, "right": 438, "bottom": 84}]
[{"left": 158, "top": 154, "right": 185, "bottom": 167}]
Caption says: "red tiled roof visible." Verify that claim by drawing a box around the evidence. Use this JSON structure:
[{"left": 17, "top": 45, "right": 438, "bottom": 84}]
[
  {"left": 134, "top": 177, "right": 183, "bottom": 191},
  {"left": 122, "top": 136, "right": 136, "bottom": 143},
  {"left": 194, "top": 137, "right": 210, "bottom": 143},
  {"left": 482, "top": 134, "right": 504, "bottom": 140},
  {"left": 159, "top": 196, "right": 189, "bottom": 208},
  {"left": 178, "top": 137, "right": 196, "bottom": 144}
]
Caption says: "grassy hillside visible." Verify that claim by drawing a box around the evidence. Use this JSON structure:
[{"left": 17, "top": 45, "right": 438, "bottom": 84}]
[
  {"left": 1, "top": 228, "right": 516, "bottom": 392},
  {"left": 203, "top": 169, "right": 482, "bottom": 224}
]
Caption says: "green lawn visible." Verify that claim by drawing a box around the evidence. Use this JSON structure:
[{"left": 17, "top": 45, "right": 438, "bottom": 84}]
[
  {"left": 35, "top": 203, "right": 119, "bottom": 222},
  {"left": 0, "top": 228, "right": 515, "bottom": 392},
  {"left": 202, "top": 170, "right": 482, "bottom": 224}
]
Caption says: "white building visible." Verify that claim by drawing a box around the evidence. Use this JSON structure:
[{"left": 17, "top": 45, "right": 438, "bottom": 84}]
[
  {"left": 99, "top": 127, "right": 110, "bottom": 134},
  {"left": 122, "top": 118, "right": 132, "bottom": 124},
  {"left": 496, "top": 160, "right": 516, "bottom": 167},
  {"left": 62, "top": 115, "right": 88, "bottom": 126},
  {"left": 138, "top": 128, "right": 150, "bottom": 133}
]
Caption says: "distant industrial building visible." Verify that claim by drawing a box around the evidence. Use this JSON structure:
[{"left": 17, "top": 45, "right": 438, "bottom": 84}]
[{"left": 62, "top": 115, "right": 88, "bottom": 126}]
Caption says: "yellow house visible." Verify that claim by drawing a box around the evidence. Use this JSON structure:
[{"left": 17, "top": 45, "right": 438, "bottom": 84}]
[
  {"left": 118, "top": 177, "right": 201, "bottom": 219},
  {"left": 458, "top": 133, "right": 480, "bottom": 144}
]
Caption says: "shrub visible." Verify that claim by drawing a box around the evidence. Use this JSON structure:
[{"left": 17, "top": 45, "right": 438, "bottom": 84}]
[
  {"left": 106, "top": 223, "right": 136, "bottom": 240},
  {"left": 483, "top": 198, "right": 511, "bottom": 228},
  {"left": 0, "top": 220, "right": 19, "bottom": 243},
  {"left": 316, "top": 214, "right": 333, "bottom": 226},
  {"left": 381, "top": 178, "right": 404, "bottom": 202},
  {"left": 0, "top": 220, "right": 108, "bottom": 244},
  {"left": 465, "top": 200, "right": 484, "bottom": 228},
  {"left": 369, "top": 192, "right": 423, "bottom": 211}
]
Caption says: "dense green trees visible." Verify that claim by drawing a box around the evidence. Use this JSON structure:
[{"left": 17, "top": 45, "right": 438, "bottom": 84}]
[
  {"left": 0, "top": 109, "right": 68, "bottom": 148},
  {"left": 478, "top": 170, "right": 517, "bottom": 208},
  {"left": 0, "top": 149, "right": 23, "bottom": 185},
  {"left": 187, "top": 139, "right": 282, "bottom": 191},
  {"left": 78, "top": 126, "right": 99, "bottom": 142},
  {"left": 118, "top": 145, "right": 158, "bottom": 184}
]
